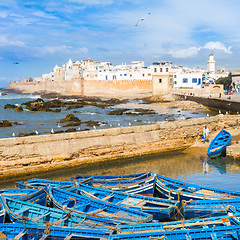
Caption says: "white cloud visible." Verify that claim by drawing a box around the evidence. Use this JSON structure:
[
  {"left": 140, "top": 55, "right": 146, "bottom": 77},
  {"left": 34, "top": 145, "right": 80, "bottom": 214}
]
[
  {"left": 0, "top": 35, "right": 25, "bottom": 47},
  {"left": 169, "top": 47, "right": 200, "bottom": 58},
  {"left": 169, "top": 42, "right": 232, "bottom": 58},
  {"left": 203, "top": 42, "right": 232, "bottom": 54}
]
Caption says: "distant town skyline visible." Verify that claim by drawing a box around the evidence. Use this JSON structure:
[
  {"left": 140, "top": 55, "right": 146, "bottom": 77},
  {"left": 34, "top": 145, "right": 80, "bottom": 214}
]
[{"left": 0, "top": 0, "right": 240, "bottom": 87}]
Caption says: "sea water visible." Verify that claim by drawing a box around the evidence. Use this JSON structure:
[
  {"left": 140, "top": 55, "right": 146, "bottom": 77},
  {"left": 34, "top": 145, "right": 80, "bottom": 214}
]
[{"left": 0, "top": 91, "right": 212, "bottom": 139}]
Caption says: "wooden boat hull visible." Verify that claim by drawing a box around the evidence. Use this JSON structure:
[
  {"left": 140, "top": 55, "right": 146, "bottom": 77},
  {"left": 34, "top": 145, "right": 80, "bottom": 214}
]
[
  {"left": 207, "top": 129, "right": 231, "bottom": 158},
  {"left": 0, "top": 195, "right": 117, "bottom": 229},
  {"left": 76, "top": 183, "right": 180, "bottom": 221},
  {"left": 49, "top": 186, "right": 152, "bottom": 224},
  {"left": 154, "top": 174, "right": 240, "bottom": 201},
  {"left": 93, "top": 174, "right": 156, "bottom": 196},
  {"left": 183, "top": 198, "right": 240, "bottom": 219},
  {"left": 113, "top": 214, "right": 240, "bottom": 240},
  {"left": 0, "top": 223, "right": 112, "bottom": 239}
]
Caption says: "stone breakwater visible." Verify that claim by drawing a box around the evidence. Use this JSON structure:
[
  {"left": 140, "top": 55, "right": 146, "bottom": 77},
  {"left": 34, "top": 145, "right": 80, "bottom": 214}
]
[{"left": 0, "top": 114, "right": 239, "bottom": 180}]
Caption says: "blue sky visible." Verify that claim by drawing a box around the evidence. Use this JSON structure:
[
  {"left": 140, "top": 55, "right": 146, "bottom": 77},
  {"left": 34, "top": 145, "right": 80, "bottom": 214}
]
[{"left": 0, "top": 0, "right": 240, "bottom": 87}]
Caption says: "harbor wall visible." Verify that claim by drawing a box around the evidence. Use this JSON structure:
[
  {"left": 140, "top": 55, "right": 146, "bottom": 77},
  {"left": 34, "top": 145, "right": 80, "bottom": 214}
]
[
  {"left": 0, "top": 114, "right": 239, "bottom": 180},
  {"left": 177, "top": 95, "right": 240, "bottom": 113},
  {"left": 9, "top": 79, "right": 152, "bottom": 97}
]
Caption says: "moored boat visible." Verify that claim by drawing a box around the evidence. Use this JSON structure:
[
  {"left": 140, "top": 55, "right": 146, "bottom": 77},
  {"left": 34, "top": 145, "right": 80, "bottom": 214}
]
[
  {"left": 155, "top": 174, "right": 240, "bottom": 201},
  {"left": 92, "top": 174, "right": 156, "bottom": 196},
  {"left": 71, "top": 172, "right": 152, "bottom": 182},
  {"left": 0, "top": 222, "right": 112, "bottom": 239},
  {"left": 183, "top": 197, "right": 240, "bottom": 219},
  {"left": 112, "top": 214, "right": 240, "bottom": 240},
  {"left": 0, "top": 195, "right": 117, "bottom": 228},
  {"left": 207, "top": 129, "right": 231, "bottom": 158},
  {"left": 48, "top": 186, "right": 152, "bottom": 224},
  {"left": 75, "top": 182, "right": 180, "bottom": 221}
]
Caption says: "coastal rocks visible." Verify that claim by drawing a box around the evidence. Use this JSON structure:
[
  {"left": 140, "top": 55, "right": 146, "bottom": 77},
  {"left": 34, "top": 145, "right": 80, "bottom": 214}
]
[
  {"left": 0, "top": 120, "right": 12, "bottom": 127},
  {"left": 108, "top": 109, "right": 129, "bottom": 115},
  {"left": 108, "top": 108, "right": 157, "bottom": 116},
  {"left": 4, "top": 104, "right": 17, "bottom": 109},
  {"left": 14, "top": 106, "right": 23, "bottom": 112},
  {"left": 60, "top": 114, "right": 81, "bottom": 123},
  {"left": 22, "top": 98, "right": 62, "bottom": 112}
]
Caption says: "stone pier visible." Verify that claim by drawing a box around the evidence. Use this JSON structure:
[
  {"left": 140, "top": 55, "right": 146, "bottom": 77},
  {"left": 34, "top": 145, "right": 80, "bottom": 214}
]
[{"left": 0, "top": 114, "right": 239, "bottom": 180}]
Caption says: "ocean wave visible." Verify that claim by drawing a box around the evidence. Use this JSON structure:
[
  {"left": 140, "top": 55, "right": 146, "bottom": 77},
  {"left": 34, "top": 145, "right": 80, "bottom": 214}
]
[
  {"left": 0, "top": 93, "right": 41, "bottom": 100},
  {"left": 81, "top": 112, "right": 96, "bottom": 115}
]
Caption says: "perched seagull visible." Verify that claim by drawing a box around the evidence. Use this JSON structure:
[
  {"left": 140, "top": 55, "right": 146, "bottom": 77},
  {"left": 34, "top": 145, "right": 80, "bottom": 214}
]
[
  {"left": 135, "top": 12, "right": 150, "bottom": 26},
  {"left": 226, "top": 111, "right": 228, "bottom": 115},
  {"left": 51, "top": 128, "right": 54, "bottom": 134},
  {"left": 57, "top": 124, "right": 61, "bottom": 128},
  {"left": 35, "top": 130, "right": 39, "bottom": 135},
  {"left": 118, "top": 123, "right": 121, "bottom": 127},
  {"left": 148, "top": 121, "right": 151, "bottom": 124},
  {"left": 12, "top": 132, "right": 15, "bottom": 137},
  {"left": 129, "top": 122, "right": 131, "bottom": 126},
  {"left": 78, "top": 127, "right": 81, "bottom": 131},
  {"left": 109, "top": 124, "right": 112, "bottom": 127},
  {"left": 219, "top": 110, "right": 221, "bottom": 114},
  {"left": 207, "top": 114, "right": 209, "bottom": 117},
  {"left": 93, "top": 125, "right": 96, "bottom": 129}
]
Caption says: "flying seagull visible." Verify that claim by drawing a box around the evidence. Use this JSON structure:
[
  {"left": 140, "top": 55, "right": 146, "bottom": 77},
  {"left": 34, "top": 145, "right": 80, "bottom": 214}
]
[
  {"left": 135, "top": 12, "right": 150, "bottom": 26},
  {"left": 13, "top": 62, "right": 19, "bottom": 64}
]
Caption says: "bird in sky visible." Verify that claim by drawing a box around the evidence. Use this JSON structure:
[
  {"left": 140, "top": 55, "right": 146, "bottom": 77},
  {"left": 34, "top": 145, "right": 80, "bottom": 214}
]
[
  {"left": 13, "top": 62, "right": 19, "bottom": 64},
  {"left": 135, "top": 12, "right": 150, "bottom": 26}
]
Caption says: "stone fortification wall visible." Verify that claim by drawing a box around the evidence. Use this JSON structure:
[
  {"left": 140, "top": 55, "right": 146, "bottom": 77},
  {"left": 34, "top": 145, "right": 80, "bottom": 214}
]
[
  {"left": 9, "top": 80, "right": 78, "bottom": 95},
  {"left": 0, "top": 114, "right": 239, "bottom": 180},
  {"left": 9, "top": 79, "right": 152, "bottom": 97},
  {"left": 84, "top": 79, "right": 152, "bottom": 97}
]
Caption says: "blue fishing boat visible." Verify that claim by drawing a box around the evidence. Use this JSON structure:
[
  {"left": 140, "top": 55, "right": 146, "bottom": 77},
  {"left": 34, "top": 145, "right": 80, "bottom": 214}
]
[
  {"left": 155, "top": 174, "right": 240, "bottom": 201},
  {"left": 0, "top": 188, "right": 36, "bottom": 198},
  {"left": 16, "top": 178, "right": 75, "bottom": 189},
  {"left": 0, "top": 195, "right": 117, "bottom": 228},
  {"left": 49, "top": 186, "right": 152, "bottom": 224},
  {"left": 183, "top": 197, "right": 240, "bottom": 219},
  {"left": 112, "top": 214, "right": 240, "bottom": 240},
  {"left": 75, "top": 182, "right": 180, "bottom": 221},
  {"left": 0, "top": 222, "right": 113, "bottom": 239},
  {"left": 71, "top": 172, "right": 152, "bottom": 181},
  {"left": 207, "top": 129, "right": 231, "bottom": 158},
  {"left": 92, "top": 174, "right": 156, "bottom": 196}
]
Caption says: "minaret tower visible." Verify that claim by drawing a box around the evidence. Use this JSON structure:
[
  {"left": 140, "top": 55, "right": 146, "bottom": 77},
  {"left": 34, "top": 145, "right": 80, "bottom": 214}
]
[{"left": 207, "top": 53, "right": 216, "bottom": 74}]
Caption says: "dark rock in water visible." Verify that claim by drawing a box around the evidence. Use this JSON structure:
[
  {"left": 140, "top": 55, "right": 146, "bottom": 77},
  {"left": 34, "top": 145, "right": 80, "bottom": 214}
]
[
  {"left": 54, "top": 130, "right": 64, "bottom": 134},
  {"left": 44, "top": 99, "right": 64, "bottom": 108},
  {"left": 64, "top": 122, "right": 82, "bottom": 127},
  {"left": 50, "top": 108, "right": 61, "bottom": 113},
  {"left": 83, "top": 120, "right": 100, "bottom": 127},
  {"left": 4, "top": 104, "right": 17, "bottom": 109},
  {"left": 65, "top": 104, "right": 83, "bottom": 110},
  {"left": 12, "top": 122, "right": 22, "bottom": 125},
  {"left": 22, "top": 98, "right": 62, "bottom": 112},
  {"left": 65, "top": 128, "right": 77, "bottom": 132},
  {"left": 108, "top": 109, "right": 129, "bottom": 115},
  {"left": 0, "top": 120, "right": 12, "bottom": 127},
  {"left": 60, "top": 114, "right": 81, "bottom": 123},
  {"left": 18, "top": 132, "right": 36, "bottom": 137},
  {"left": 14, "top": 106, "right": 23, "bottom": 112},
  {"left": 126, "top": 108, "right": 157, "bottom": 115}
]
